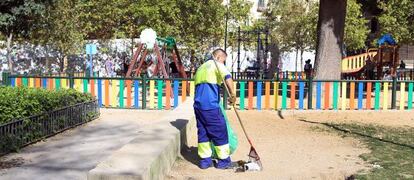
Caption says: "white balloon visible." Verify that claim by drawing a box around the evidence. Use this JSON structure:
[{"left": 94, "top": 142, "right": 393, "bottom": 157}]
[{"left": 140, "top": 28, "right": 157, "bottom": 50}]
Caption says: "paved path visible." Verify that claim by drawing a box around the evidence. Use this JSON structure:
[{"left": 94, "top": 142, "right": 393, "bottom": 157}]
[{"left": 0, "top": 109, "right": 168, "bottom": 180}]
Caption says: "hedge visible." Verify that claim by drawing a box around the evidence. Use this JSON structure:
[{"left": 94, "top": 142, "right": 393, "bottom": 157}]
[{"left": 0, "top": 86, "right": 93, "bottom": 125}]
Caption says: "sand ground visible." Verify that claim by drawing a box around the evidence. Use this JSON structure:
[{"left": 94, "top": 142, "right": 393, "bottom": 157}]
[{"left": 167, "top": 110, "right": 414, "bottom": 180}]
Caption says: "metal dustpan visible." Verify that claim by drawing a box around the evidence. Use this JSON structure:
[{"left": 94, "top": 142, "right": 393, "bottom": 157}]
[{"left": 248, "top": 146, "right": 262, "bottom": 169}]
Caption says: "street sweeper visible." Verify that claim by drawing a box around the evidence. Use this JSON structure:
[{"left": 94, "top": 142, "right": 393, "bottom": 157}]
[
  {"left": 194, "top": 48, "right": 262, "bottom": 171},
  {"left": 193, "top": 48, "right": 237, "bottom": 169}
]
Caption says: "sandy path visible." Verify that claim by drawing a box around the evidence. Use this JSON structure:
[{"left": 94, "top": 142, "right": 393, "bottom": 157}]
[
  {"left": 167, "top": 110, "right": 371, "bottom": 180},
  {"left": 0, "top": 109, "right": 169, "bottom": 180},
  {"left": 289, "top": 110, "right": 414, "bottom": 128}
]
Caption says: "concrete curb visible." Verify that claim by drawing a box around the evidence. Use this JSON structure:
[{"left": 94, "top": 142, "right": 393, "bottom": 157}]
[{"left": 87, "top": 100, "right": 195, "bottom": 180}]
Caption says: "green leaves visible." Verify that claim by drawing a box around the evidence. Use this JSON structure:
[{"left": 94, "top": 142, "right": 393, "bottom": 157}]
[
  {"left": 378, "top": 0, "right": 414, "bottom": 44},
  {"left": 344, "top": 0, "right": 369, "bottom": 51},
  {"left": 0, "top": 86, "right": 93, "bottom": 125},
  {"left": 265, "top": 0, "right": 369, "bottom": 52},
  {"left": 1, "top": 0, "right": 251, "bottom": 56},
  {"left": 265, "top": 0, "right": 318, "bottom": 52}
]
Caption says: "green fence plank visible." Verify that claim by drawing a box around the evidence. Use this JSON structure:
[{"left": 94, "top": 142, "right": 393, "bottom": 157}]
[
  {"left": 374, "top": 82, "right": 380, "bottom": 110},
  {"left": 55, "top": 78, "right": 61, "bottom": 90},
  {"left": 157, "top": 80, "right": 163, "bottom": 110},
  {"left": 83, "top": 79, "right": 88, "bottom": 93},
  {"left": 239, "top": 81, "right": 245, "bottom": 110},
  {"left": 119, "top": 79, "right": 124, "bottom": 108},
  {"left": 333, "top": 82, "right": 339, "bottom": 110},
  {"left": 408, "top": 83, "right": 413, "bottom": 110},
  {"left": 22, "top": 78, "right": 28, "bottom": 87},
  {"left": 282, "top": 81, "right": 287, "bottom": 110}
]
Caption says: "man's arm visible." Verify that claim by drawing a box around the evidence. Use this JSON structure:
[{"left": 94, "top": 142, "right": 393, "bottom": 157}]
[
  {"left": 225, "top": 78, "right": 235, "bottom": 97},
  {"left": 225, "top": 78, "right": 237, "bottom": 106}
]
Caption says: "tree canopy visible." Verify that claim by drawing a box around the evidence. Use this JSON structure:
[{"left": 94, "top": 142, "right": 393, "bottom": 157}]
[
  {"left": 264, "top": 0, "right": 368, "bottom": 54},
  {"left": 377, "top": 0, "right": 414, "bottom": 45}
]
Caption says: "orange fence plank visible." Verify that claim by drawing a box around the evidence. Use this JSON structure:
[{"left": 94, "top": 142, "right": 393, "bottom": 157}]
[
  {"left": 350, "top": 82, "right": 355, "bottom": 110},
  {"left": 166, "top": 80, "right": 171, "bottom": 110},
  {"left": 182, "top": 81, "right": 187, "bottom": 102},
  {"left": 35, "top": 78, "right": 41, "bottom": 88},
  {"left": 48, "top": 78, "right": 54, "bottom": 90},
  {"left": 104, "top": 80, "right": 109, "bottom": 107},
  {"left": 366, "top": 82, "right": 372, "bottom": 109},
  {"left": 248, "top": 81, "right": 253, "bottom": 110},
  {"left": 324, "top": 82, "right": 330, "bottom": 110},
  {"left": 90, "top": 79, "right": 96, "bottom": 97},
  {"left": 290, "top": 82, "right": 296, "bottom": 109},
  {"left": 16, "top": 78, "right": 21, "bottom": 87},
  {"left": 265, "top": 81, "right": 270, "bottom": 109},
  {"left": 126, "top": 80, "right": 132, "bottom": 108}
]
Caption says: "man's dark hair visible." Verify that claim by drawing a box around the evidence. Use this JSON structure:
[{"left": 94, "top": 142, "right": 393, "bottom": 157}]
[{"left": 212, "top": 48, "right": 227, "bottom": 57}]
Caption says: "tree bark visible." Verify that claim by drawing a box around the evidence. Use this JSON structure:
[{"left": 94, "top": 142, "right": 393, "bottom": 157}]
[
  {"left": 300, "top": 49, "right": 304, "bottom": 71},
  {"left": 6, "top": 33, "right": 13, "bottom": 73},
  {"left": 268, "top": 42, "right": 280, "bottom": 79},
  {"left": 295, "top": 48, "right": 299, "bottom": 73},
  {"left": 314, "top": 0, "right": 347, "bottom": 80}
]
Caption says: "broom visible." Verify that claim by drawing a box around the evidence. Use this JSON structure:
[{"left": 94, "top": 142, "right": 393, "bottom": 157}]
[{"left": 212, "top": 59, "right": 263, "bottom": 170}]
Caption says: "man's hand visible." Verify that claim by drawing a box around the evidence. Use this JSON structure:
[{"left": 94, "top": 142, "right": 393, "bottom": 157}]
[{"left": 228, "top": 95, "right": 236, "bottom": 106}]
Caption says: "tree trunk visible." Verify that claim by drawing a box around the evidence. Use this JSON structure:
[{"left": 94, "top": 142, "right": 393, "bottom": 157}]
[
  {"left": 6, "top": 33, "right": 13, "bottom": 73},
  {"left": 300, "top": 49, "right": 304, "bottom": 71},
  {"left": 314, "top": 0, "right": 347, "bottom": 80},
  {"left": 268, "top": 42, "right": 280, "bottom": 79},
  {"left": 45, "top": 45, "right": 50, "bottom": 73},
  {"left": 295, "top": 48, "right": 299, "bottom": 73}
]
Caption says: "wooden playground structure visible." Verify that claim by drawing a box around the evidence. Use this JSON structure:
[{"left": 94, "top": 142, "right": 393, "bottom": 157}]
[
  {"left": 341, "top": 34, "right": 401, "bottom": 80},
  {"left": 126, "top": 37, "right": 187, "bottom": 79}
]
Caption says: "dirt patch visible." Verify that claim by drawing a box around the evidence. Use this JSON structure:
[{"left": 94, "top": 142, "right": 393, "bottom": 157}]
[
  {"left": 291, "top": 110, "right": 414, "bottom": 128},
  {"left": 167, "top": 110, "right": 372, "bottom": 180},
  {"left": 0, "top": 157, "right": 24, "bottom": 170}
]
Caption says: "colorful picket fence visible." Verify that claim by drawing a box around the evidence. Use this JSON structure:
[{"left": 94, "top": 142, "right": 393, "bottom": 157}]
[
  {"left": 7, "top": 75, "right": 414, "bottom": 110},
  {"left": 232, "top": 80, "right": 414, "bottom": 110},
  {"left": 9, "top": 76, "right": 193, "bottom": 110}
]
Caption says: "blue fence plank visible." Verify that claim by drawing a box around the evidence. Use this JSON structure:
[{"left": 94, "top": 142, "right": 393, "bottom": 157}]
[
  {"left": 42, "top": 78, "right": 47, "bottom": 89},
  {"left": 97, "top": 79, "right": 102, "bottom": 107},
  {"left": 134, "top": 80, "right": 140, "bottom": 109},
  {"left": 299, "top": 82, "right": 305, "bottom": 109},
  {"left": 256, "top": 81, "right": 262, "bottom": 110},
  {"left": 358, "top": 82, "right": 363, "bottom": 110},
  {"left": 174, "top": 80, "right": 179, "bottom": 107},
  {"left": 10, "top": 78, "right": 15, "bottom": 87},
  {"left": 316, "top": 82, "right": 322, "bottom": 109}
]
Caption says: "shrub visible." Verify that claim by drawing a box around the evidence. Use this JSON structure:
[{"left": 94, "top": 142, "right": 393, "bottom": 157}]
[{"left": 0, "top": 87, "right": 93, "bottom": 124}]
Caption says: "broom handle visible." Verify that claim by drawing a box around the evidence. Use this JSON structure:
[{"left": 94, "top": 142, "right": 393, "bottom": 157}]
[{"left": 212, "top": 60, "right": 255, "bottom": 147}]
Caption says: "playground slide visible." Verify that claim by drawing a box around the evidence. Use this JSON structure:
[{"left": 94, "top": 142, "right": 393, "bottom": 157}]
[{"left": 341, "top": 51, "right": 378, "bottom": 79}]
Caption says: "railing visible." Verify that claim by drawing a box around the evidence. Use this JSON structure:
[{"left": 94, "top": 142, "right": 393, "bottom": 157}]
[
  {"left": 0, "top": 100, "right": 100, "bottom": 155},
  {"left": 231, "top": 71, "right": 308, "bottom": 80},
  {"left": 342, "top": 69, "right": 414, "bottom": 80},
  {"left": 5, "top": 74, "right": 414, "bottom": 111},
  {"left": 341, "top": 51, "right": 377, "bottom": 72}
]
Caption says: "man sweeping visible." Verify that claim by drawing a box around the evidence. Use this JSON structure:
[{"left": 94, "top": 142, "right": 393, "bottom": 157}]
[{"left": 193, "top": 48, "right": 236, "bottom": 169}]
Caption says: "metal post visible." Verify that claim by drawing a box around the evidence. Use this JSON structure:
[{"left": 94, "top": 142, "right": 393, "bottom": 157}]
[
  {"left": 142, "top": 76, "right": 147, "bottom": 109},
  {"left": 391, "top": 77, "right": 397, "bottom": 109},
  {"left": 69, "top": 73, "right": 74, "bottom": 89},
  {"left": 2, "top": 72, "right": 10, "bottom": 86},
  {"left": 223, "top": 5, "right": 229, "bottom": 110},
  {"left": 264, "top": 29, "right": 269, "bottom": 78},
  {"left": 89, "top": 54, "right": 93, "bottom": 77},
  {"left": 237, "top": 26, "right": 241, "bottom": 78},
  {"left": 257, "top": 30, "right": 261, "bottom": 79},
  {"left": 307, "top": 77, "right": 313, "bottom": 109}
]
